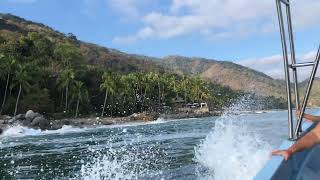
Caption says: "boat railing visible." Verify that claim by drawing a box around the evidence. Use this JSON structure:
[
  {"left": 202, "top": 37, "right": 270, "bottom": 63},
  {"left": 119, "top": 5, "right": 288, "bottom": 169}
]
[{"left": 276, "top": 0, "right": 320, "bottom": 140}]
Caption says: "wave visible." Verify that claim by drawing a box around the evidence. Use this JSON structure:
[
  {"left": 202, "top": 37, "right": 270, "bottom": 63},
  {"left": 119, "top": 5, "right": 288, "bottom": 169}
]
[
  {"left": 195, "top": 96, "right": 272, "bottom": 180},
  {"left": 0, "top": 125, "right": 86, "bottom": 138}
]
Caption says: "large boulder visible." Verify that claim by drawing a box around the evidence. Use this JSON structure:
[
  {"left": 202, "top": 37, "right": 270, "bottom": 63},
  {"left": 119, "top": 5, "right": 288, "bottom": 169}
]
[
  {"left": 25, "top": 110, "right": 36, "bottom": 120},
  {"left": 31, "top": 116, "right": 50, "bottom": 130}
]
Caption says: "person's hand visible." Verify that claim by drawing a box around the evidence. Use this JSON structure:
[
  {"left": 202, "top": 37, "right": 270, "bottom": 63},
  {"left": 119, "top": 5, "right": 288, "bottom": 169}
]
[
  {"left": 272, "top": 149, "right": 292, "bottom": 161},
  {"left": 296, "top": 109, "right": 312, "bottom": 122},
  {"left": 296, "top": 109, "right": 301, "bottom": 117}
]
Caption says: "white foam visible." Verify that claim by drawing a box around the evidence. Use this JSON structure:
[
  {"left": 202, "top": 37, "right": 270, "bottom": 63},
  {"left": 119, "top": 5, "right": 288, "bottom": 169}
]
[
  {"left": 0, "top": 125, "right": 86, "bottom": 138},
  {"left": 1, "top": 125, "right": 42, "bottom": 137},
  {"left": 195, "top": 96, "right": 272, "bottom": 180},
  {"left": 79, "top": 153, "right": 136, "bottom": 180},
  {"left": 149, "top": 117, "right": 166, "bottom": 124},
  {"left": 78, "top": 146, "right": 164, "bottom": 180}
]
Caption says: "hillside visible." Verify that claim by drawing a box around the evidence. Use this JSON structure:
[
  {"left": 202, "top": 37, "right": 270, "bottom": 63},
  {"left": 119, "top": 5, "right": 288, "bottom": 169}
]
[
  {"left": 161, "top": 56, "right": 287, "bottom": 98},
  {"left": 299, "top": 78, "right": 320, "bottom": 107},
  {"left": 0, "top": 13, "right": 162, "bottom": 74},
  {"left": 0, "top": 13, "right": 288, "bottom": 97},
  {"left": 0, "top": 12, "right": 295, "bottom": 112}
]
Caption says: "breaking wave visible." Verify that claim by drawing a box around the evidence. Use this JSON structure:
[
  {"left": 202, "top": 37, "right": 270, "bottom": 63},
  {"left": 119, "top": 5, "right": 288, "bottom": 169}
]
[{"left": 0, "top": 125, "right": 85, "bottom": 138}]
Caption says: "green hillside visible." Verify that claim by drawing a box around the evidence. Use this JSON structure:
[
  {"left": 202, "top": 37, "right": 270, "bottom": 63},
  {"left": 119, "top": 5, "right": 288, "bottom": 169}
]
[{"left": 0, "top": 13, "right": 289, "bottom": 117}]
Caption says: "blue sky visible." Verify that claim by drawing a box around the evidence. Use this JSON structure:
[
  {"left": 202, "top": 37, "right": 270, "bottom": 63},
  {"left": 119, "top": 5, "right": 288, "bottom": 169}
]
[{"left": 1, "top": 0, "right": 320, "bottom": 79}]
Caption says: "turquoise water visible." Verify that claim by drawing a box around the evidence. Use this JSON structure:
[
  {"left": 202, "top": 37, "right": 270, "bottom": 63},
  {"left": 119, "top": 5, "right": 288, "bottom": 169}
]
[{"left": 0, "top": 109, "right": 312, "bottom": 179}]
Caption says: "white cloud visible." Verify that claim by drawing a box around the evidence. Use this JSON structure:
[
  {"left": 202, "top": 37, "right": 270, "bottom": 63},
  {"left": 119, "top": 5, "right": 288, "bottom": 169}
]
[
  {"left": 112, "top": 0, "right": 320, "bottom": 44},
  {"left": 107, "top": 0, "right": 151, "bottom": 20},
  {"left": 238, "top": 50, "right": 319, "bottom": 81},
  {"left": 113, "top": 27, "right": 154, "bottom": 44}
]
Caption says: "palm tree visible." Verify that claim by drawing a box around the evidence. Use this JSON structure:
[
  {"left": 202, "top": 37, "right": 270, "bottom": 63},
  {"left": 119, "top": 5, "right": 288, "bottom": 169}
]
[
  {"left": 71, "top": 81, "right": 88, "bottom": 118},
  {"left": 144, "top": 72, "right": 160, "bottom": 108},
  {"left": 126, "top": 73, "right": 139, "bottom": 106},
  {"left": 11, "top": 65, "right": 31, "bottom": 116},
  {"left": 0, "top": 55, "right": 16, "bottom": 115},
  {"left": 57, "top": 69, "right": 75, "bottom": 112},
  {"left": 119, "top": 75, "right": 134, "bottom": 115},
  {"left": 163, "top": 74, "right": 177, "bottom": 104},
  {"left": 141, "top": 73, "right": 152, "bottom": 111},
  {"left": 100, "top": 72, "right": 116, "bottom": 117},
  {"left": 178, "top": 76, "right": 189, "bottom": 105}
]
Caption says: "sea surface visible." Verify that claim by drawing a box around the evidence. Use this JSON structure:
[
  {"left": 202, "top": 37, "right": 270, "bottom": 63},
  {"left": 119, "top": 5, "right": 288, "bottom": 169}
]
[{"left": 0, "top": 105, "right": 318, "bottom": 179}]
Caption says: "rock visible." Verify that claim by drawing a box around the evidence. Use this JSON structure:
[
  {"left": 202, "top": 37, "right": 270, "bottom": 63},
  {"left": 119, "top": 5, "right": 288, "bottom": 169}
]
[
  {"left": 48, "top": 121, "right": 63, "bottom": 130},
  {"left": 0, "top": 115, "right": 11, "bottom": 120},
  {"left": 6, "top": 114, "right": 26, "bottom": 124},
  {"left": 31, "top": 116, "right": 50, "bottom": 130},
  {"left": 0, "top": 128, "right": 3, "bottom": 135},
  {"left": 33, "top": 113, "right": 41, "bottom": 118},
  {"left": 129, "top": 112, "right": 159, "bottom": 121},
  {"left": 25, "top": 110, "right": 36, "bottom": 120},
  {"left": 22, "top": 118, "right": 33, "bottom": 126},
  {"left": 15, "top": 114, "right": 25, "bottom": 121},
  {"left": 8, "top": 118, "right": 16, "bottom": 124}
]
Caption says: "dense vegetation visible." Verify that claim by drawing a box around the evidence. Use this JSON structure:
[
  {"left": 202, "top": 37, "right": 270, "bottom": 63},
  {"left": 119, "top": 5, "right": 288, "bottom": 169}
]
[
  {"left": 0, "top": 31, "right": 250, "bottom": 118},
  {"left": 0, "top": 13, "right": 289, "bottom": 118}
]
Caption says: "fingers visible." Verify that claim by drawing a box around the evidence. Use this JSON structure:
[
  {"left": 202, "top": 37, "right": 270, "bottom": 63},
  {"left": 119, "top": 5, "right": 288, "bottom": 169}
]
[
  {"left": 271, "top": 150, "right": 280, "bottom": 154},
  {"left": 272, "top": 150, "right": 290, "bottom": 161}
]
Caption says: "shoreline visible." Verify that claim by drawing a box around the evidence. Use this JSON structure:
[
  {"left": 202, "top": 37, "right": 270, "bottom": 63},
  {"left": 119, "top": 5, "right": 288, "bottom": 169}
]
[
  {"left": 0, "top": 110, "right": 222, "bottom": 133},
  {"left": 0, "top": 109, "right": 284, "bottom": 134}
]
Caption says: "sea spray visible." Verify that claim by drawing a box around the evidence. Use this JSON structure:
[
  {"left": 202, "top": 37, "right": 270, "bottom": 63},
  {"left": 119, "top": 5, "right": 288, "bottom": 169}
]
[
  {"left": 77, "top": 141, "right": 168, "bottom": 179},
  {"left": 195, "top": 96, "right": 272, "bottom": 180}
]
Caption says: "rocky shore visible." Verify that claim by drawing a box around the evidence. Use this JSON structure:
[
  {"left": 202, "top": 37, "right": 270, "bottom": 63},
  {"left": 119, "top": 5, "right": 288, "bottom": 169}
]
[
  {"left": 0, "top": 111, "right": 160, "bottom": 134},
  {"left": 0, "top": 110, "right": 222, "bottom": 135},
  {"left": 159, "top": 111, "right": 222, "bottom": 119}
]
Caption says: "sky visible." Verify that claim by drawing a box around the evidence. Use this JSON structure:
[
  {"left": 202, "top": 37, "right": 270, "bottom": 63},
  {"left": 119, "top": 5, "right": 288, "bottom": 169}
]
[{"left": 1, "top": 0, "right": 320, "bottom": 80}]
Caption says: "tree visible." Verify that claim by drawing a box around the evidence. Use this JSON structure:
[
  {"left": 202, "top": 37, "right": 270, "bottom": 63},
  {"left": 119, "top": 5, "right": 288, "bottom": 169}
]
[
  {"left": 100, "top": 72, "right": 116, "bottom": 117},
  {"left": 71, "top": 81, "right": 88, "bottom": 118},
  {"left": 0, "top": 54, "right": 11, "bottom": 115},
  {"left": 54, "top": 42, "right": 82, "bottom": 68},
  {"left": 178, "top": 76, "right": 189, "bottom": 105},
  {"left": 119, "top": 75, "right": 135, "bottom": 115},
  {"left": 57, "top": 69, "right": 75, "bottom": 112},
  {"left": 151, "top": 73, "right": 161, "bottom": 108},
  {"left": 0, "top": 41, "right": 18, "bottom": 115},
  {"left": 11, "top": 65, "right": 31, "bottom": 116}
]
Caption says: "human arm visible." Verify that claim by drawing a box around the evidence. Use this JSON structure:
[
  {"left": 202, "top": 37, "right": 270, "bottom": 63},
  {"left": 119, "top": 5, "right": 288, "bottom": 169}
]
[
  {"left": 272, "top": 124, "right": 320, "bottom": 161},
  {"left": 296, "top": 109, "right": 320, "bottom": 122}
]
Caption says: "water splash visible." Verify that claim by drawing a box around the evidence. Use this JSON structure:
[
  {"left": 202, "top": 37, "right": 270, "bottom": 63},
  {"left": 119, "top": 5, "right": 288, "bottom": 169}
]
[
  {"left": 79, "top": 151, "right": 136, "bottom": 180},
  {"left": 1, "top": 125, "right": 42, "bottom": 137},
  {"left": 0, "top": 125, "right": 86, "bottom": 138},
  {"left": 77, "top": 144, "right": 167, "bottom": 180},
  {"left": 195, "top": 96, "right": 272, "bottom": 180}
]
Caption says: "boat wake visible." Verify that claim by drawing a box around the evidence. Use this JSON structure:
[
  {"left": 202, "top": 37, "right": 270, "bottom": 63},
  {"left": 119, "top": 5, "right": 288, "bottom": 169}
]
[{"left": 195, "top": 97, "right": 272, "bottom": 180}]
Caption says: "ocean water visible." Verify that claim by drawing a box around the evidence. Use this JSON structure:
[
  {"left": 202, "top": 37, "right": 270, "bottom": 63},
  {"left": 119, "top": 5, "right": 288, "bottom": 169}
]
[{"left": 0, "top": 106, "right": 316, "bottom": 179}]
